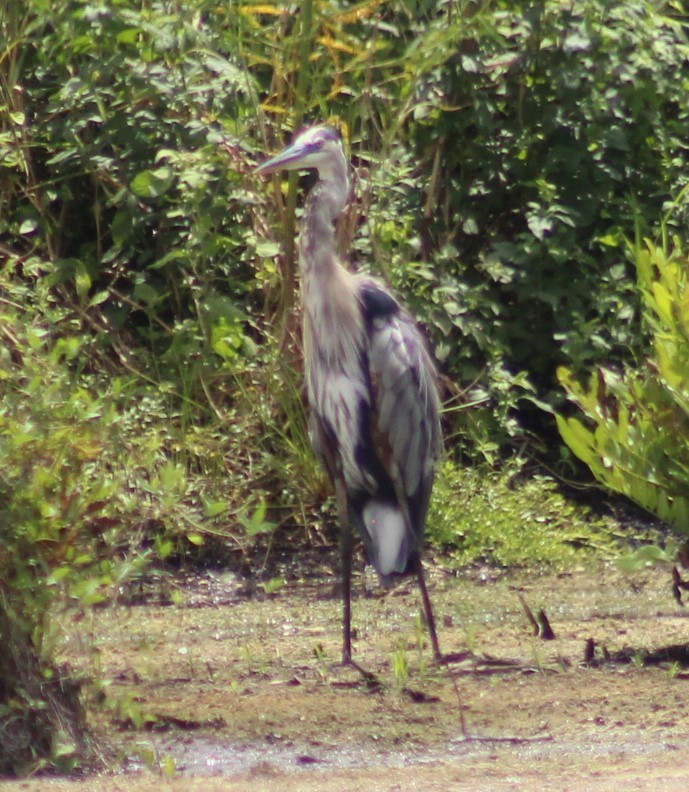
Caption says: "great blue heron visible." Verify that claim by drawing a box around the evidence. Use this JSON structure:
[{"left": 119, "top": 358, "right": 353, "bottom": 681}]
[{"left": 255, "top": 125, "right": 443, "bottom": 665}]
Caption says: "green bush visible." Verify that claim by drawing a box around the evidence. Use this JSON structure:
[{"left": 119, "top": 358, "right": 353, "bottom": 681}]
[
  {"left": 0, "top": 263, "right": 256, "bottom": 771},
  {"left": 557, "top": 239, "right": 689, "bottom": 533},
  {"left": 2, "top": 0, "right": 264, "bottom": 382},
  {"left": 0, "top": 308, "right": 110, "bottom": 772},
  {"left": 389, "top": 0, "right": 689, "bottom": 446}
]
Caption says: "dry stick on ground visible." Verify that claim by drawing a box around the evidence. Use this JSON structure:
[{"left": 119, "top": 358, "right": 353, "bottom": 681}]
[
  {"left": 515, "top": 591, "right": 556, "bottom": 640},
  {"left": 672, "top": 566, "right": 689, "bottom": 606}
]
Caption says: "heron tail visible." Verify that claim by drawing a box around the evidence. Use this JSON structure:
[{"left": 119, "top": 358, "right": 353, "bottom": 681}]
[{"left": 360, "top": 500, "right": 414, "bottom": 580}]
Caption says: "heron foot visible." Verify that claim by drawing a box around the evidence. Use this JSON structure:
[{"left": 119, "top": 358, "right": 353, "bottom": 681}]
[
  {"left": 435, "top": 650, "right": 473, "bottom": 665},
  {"left": 337, "top": 656, "right": 383, "bottom": 691}
]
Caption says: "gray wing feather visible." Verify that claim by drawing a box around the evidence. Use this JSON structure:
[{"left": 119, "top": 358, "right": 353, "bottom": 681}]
[{"left": 368, "top": 310, "right": 442, "bottom": 520}]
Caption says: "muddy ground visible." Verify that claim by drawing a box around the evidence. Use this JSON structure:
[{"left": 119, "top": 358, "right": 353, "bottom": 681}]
[{"left": 4, "top": 558, "right": 689, "bottom": 791}]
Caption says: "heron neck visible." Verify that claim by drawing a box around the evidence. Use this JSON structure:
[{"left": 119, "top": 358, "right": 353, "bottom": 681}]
[
  {"left": 297, "top": 163, "right": 362, "bottom": 371},
  {"left": 299, "top": 173, "right": 348, "bottom": 278}
]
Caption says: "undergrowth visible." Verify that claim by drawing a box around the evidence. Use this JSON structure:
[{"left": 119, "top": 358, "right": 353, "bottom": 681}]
[
  {"left": 558, "top": 237, "right": 689, "bottom": 542},
  {"left": 428, "top": 461, "right": 621, "bottom": 568}
]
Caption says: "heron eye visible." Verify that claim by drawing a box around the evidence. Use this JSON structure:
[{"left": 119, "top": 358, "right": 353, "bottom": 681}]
[{"left": 314, "top": 139, "right": 325, "bottom": 150}]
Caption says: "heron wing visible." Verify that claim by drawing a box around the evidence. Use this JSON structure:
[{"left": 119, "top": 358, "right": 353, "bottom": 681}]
[
  {"left": 359, "top": 280, "right": 442, "bottom": 541},
  {"left": 304, "top": 276, "right": 441, "bottom": 575}
]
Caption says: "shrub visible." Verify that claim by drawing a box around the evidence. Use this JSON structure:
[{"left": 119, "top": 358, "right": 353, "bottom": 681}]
[
  {"left": 391, "top": 0, "right": 689, "bottom": 449},
  {"left": 557, "top": 239, "right": 689, "bottom": 533}
]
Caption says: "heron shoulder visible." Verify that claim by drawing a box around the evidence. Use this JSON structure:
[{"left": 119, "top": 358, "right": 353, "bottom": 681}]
[{"left": 357, "top": 279, "right": 400, "bottom": 324}]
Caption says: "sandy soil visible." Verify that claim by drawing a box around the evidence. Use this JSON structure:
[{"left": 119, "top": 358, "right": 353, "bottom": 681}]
[{"left": 3, "top": 560, "right": 689, "bottom": 790}]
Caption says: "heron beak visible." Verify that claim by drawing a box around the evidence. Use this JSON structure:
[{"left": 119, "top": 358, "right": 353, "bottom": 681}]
[{"left": 253, "top": 142, "right": 311, "bottom": 175}]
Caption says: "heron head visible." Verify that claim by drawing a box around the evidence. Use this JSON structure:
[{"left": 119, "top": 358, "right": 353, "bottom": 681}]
[{"left": 254, "top": 125, "right": 345, "bottom": 182}]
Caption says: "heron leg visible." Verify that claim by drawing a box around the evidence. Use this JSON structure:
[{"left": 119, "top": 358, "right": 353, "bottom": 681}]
[
  {"left": 341, "top": 517, "right": 353, "bottom": 665},
  {"left": 334, "top": 479, "right": 353, "bottom": 665},
  {"left": 334, "top": 484, "right": 384, "bottom": 689},
  {"left": 416, "top": 557, "right": 442, "bottom": 662}
]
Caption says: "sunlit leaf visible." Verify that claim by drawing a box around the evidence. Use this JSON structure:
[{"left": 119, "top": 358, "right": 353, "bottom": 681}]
[
  {"left": 19, "top": 219, "right": 37, "bottom": 234},
  {"left": 261, "top": 577, "right": 285, "bottom": 594},
  {"left": 203, "top": 500, "right": 228, "bottom": 518},
  {"left": 130, "top": 166, "right": 174, "bottom": 198}
]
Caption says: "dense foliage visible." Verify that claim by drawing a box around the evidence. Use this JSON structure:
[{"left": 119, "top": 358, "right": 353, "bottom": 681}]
[
  {"left": 558, "top": 239, "right": 689, "bottom": 536},
  {"left": 5, "top": 0, "right": 689, "bottom": 445},
  {"left": 2, "top": 0, "right": 689, "bottom": 773}
]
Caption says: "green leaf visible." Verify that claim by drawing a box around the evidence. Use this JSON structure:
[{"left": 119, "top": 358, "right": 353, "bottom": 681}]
[
  {"left": 74, "top": 261, "right": 92, "bottom": 298},
  {"left": 261, "top": 577, "right": 285, "bottom": 595},
  {"left": 158, "top": 461, "right": 185, "bottom": 492},
  {"left": 88, "top": 290, "right": 110, "bottom": 308},
  {"left": 111, "top": 207, "right": 133, "bottom": 247},
  {"left": 130, "top": 166, "right": 174, "bottom": 198},
  {"left": 239, "top": 500, "right": 276, "bottom": 536},
  {"left": 254, "top": 240, "right": 280, "bottom": 258},
  {"left": 117, "top": 28, "right": 141, "bottom": 44},
  {"left": 651, "top": 282, "right": 674, "bottom": 327},
  {"left": 615, "top": 544, "right": 674, "bottom": 572},
  {"left": 155, "top": 535, "right": 174, "bottom": 560},
  {"left": 148, "top": 249, "right": 187, "bottom": 270},
  {"left": 19, "top": 219, "right": 38, "bottom": 234},
  {"left": 134, "top": 282, "right": 163, "bottom": 306},
  {"left": 203, "top": 500, "right": 228, "bottom": 518},
  {"left": 52, "top": 336, "right": 81, "bottom": 362},
  {"left": 555, "top": 415, "right": 597, "bottom": 468}
]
